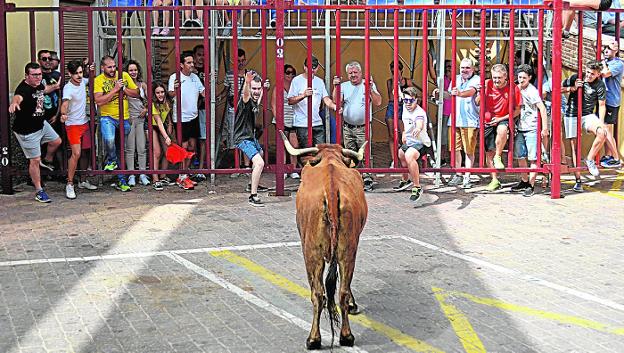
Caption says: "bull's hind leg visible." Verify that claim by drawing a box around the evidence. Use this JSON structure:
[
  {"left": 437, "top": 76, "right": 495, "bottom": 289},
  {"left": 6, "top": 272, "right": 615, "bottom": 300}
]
[
  {"left": 305, "top": 254, "right": 325, "bottom": 350},
  {"left": 338, "top": 257, "right": 356, "bottom": 346}
]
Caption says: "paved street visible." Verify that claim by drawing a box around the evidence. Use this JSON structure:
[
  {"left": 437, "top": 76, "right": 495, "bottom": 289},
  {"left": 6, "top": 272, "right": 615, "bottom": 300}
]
[{"left": 1, "top": 170, "right": 623, "bottom": 353}]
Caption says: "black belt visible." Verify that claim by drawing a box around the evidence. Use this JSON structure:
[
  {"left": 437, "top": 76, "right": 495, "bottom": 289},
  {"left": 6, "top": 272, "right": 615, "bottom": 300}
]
[{"left": 344, "top": 122, "right": 365, "bottom": 129}]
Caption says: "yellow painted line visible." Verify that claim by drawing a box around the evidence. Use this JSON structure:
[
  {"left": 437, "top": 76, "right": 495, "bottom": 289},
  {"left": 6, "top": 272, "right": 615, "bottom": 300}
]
[
  {"left": 446, "top": 289, "right": 624, "bottom": 336},
  {"left": 561, "top": 178, "right": 624, "bottom": 201},
  {"left": 432, "top": 287, "right": 486, "bottom": 353},
  {"left": 211, "top": 250, "right": 444, "bottom": 353}
]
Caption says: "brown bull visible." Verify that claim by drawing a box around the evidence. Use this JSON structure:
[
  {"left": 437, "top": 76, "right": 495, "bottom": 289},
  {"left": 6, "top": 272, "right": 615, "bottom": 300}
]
[{"left": 280, "top": 131, "right": 368, "bottom": 350}]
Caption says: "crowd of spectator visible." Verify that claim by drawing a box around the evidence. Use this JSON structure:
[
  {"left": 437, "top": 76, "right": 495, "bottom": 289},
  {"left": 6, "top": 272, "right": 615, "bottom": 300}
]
[{"left": 8, "top": 3, "right": 624, "bottom": 204}]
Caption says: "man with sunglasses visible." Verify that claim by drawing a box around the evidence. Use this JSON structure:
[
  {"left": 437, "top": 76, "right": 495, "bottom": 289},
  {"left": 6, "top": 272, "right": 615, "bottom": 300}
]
[
  {"left": 332, "top": 60, "right": 382, "bottom": 191},
  {"left": 9, "top": 62, "right": 62, "bottom": 203},
  {"left": 37, "top": 50, "right": 62, "bottom": 170},
  {"left": 599, "top": 40, "right": 623, "bottom": 169},
  {"left": 396, "top": 87, "right": 432, "bottom": 203},
  {"left": 288, "top": 56, "right": 338, "bottom": 148}
]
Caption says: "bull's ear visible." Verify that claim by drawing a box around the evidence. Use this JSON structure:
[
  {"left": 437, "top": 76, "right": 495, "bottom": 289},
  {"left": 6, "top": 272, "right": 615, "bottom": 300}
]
[{"left": 342, "top": 157, "right": 355, "bottom": 167}]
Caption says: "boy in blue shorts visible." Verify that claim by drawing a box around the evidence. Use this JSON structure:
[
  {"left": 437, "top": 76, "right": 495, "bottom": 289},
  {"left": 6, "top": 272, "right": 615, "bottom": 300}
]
[{"left": 233, "top": 71, "right": 270, "bottom": 206}]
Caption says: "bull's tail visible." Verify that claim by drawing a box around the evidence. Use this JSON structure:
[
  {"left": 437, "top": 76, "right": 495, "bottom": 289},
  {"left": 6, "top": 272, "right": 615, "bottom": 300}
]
[
  {"left": 323, "top": 174, "right": 341, "bottom": 347},
  {"left": 325, "top": 250, "right": 340, "bottom": 348}
]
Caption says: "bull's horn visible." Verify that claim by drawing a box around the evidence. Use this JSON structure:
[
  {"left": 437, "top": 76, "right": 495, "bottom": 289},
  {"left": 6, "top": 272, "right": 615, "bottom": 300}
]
[
  {"left": 342, "top": 141, "right": 368, "bottom": 161},
  {"left": 279, "top": 130, "right": 319, "bottom": 156}
]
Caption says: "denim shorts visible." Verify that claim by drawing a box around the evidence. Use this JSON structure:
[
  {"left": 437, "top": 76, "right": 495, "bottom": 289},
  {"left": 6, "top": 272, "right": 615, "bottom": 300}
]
[
  {"left": 514, "top": 130, "right": 538, "bottom": 161},
  {"left": 198, "top": 109, "right": 207, "bottom": 140},
  {"left": 385, "top": 102, "right": 403, "bottom": 120},
  {"left": 237, "top": 139, "right": 263, "bottom": 160}
]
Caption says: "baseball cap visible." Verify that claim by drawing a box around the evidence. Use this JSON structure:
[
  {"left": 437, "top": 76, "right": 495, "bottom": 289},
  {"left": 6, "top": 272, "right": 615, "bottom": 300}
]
[{"left": 304, "top": 56, "right": 319, "bottom": 69}]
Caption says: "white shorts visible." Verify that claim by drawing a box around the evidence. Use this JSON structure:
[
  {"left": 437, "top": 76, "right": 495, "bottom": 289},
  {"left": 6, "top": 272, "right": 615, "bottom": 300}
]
[
  {"left": 563, "top": 113, "right": 600, "bottom": 139},
  {"left": 14, "top": 121, "right": 60, "bottom": 159}
]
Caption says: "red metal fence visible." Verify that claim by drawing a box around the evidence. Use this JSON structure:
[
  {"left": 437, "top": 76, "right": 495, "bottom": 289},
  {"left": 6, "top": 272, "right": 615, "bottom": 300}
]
[{"left": 0, "top": 0, "right": 620, "bottom": 199}]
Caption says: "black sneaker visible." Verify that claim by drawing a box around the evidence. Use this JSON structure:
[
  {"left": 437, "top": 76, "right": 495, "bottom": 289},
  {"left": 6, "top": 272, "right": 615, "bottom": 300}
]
[
  {"left": 248, "top": 194, "right": 264, "bottom": 207},
  {"left": 39, "top": 159, "right": 55, "bottom": 171},
  {"left": 511, "top": 180, "right": 530, "bottom": 192},
  {"left": 409, "top": 187, "right": 423, "bottom": 203},
  {"left": 246, "top": 183, "right": 269, "bottom": 192},
  {"left": 363, "top": 178, "right": 374, "bottom": 192},
  {"left": 522, "top": 186, "right": 534, "bottom": 197},
  {"left": 393, "top": 179, "right": 413, "bottom": 192}
]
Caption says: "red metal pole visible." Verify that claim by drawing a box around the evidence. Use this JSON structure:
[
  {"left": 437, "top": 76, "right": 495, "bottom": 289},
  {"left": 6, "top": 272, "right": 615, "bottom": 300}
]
[
  {"left": 507, "top": 9, "right": 515, "bottom": 168},
  {"left": 550, "top": 0, "right": 564, "bottom": 199},
  {"left": 364, "top": 9, "right": 371, "bottom": 167},
  {"left": 88, "top": 9, "right": 96, "bottom": 171},
  {"left": 450, "top": 9, "right": 456, "bottom": 168},
  {"left": 174, "top": 8, "right": 182, "bottom": 146},
  {"left": 275, "top": 0, "right": 286, "bottom": 195},
  {"left": 537, "top": 9, "right": 544, "bottom": 169},
  {"left": 0, "top": 0, "right": 13, "bottom": 194},
  {"left": 261, "top": 9, "right": 269, "bottom": 163},
  {"left": 335, "top": 9, "right": 342, "bottom": 145},
  {"left": 597, "top": 12, "right": 602, "bottom": 61},
  {"left": 392, "top": 8, "right": 399, "bottom": 167},
  {"left": 306, "top": 10, "right": 313, "bottom": 147},
  {"left": 576, "top": 14, "right": 583, "bottom": 169},
  {"left": 479, "top": 8, "right": 486, "bottom": 168},
  {"left": 617, "top": 13, "right": 621, "bottom": 42},
  {"left": 232, "top": 10, "right": 240, "bottom": 169},
  {"left": 59, "top": 9, "right": 65, "bottom": 86},
  {"left": 116, "top": 10, "right": 126, "bottom": 171},
  {"left": 58, "top": 7, "right": 68, "bottom": 174},
  {"left": 29, "top": 11, "right": 35, "bottom": 62},
  {"left": 595, "top": 12, "right": 603, "bottom": 165},
  {"left": 203, "top": 9, "right": 211, "bottom": 171},
  {"left": 145, "top": 10, "right": 154, "bottom": 173}
]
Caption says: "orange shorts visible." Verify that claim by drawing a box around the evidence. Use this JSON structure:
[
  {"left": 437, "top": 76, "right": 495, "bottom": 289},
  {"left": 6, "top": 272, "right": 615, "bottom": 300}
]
[
  {"left": 65, "top": 123, "right": 92, "bottom": 149},
  {"left": 448, "top": 127, "right": 478, "bottom": 154}
]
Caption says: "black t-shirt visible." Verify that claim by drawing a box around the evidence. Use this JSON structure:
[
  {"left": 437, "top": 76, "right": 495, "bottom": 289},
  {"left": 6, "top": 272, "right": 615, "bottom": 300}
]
[
  {"left": 12, "top": 81, "right": 46, "bottom": 135},
  {"left": 563, "top": 74, "right": 606, "bottom": 117},
  {"left": 196, "top": 67, "right": 206, "bottom": 110},
  {"left": 42, "top": 70, "right": 61, "bottom": 120},
  {"left": 233, "top": 98, "right": 260, "bottom": 145}
]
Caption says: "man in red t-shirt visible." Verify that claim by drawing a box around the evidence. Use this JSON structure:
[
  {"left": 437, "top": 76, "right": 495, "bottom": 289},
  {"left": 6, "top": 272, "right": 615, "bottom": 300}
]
[{"left": 477, "top": 64, "right": 522, "bottom": 191}]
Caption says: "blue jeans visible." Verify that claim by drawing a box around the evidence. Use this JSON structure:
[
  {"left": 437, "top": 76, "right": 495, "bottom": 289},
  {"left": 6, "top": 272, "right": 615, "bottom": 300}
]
[
  {"left": 514, "top": 129, "right": 538, "bottom": 161},
  {"left": 100, "top": 116, "right": 131, "bottom": 172}
]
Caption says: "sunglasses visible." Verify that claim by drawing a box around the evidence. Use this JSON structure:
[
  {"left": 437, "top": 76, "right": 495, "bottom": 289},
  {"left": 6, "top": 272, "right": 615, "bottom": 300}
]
[
  {"left": 285, "top": 70, "right": 296, "bottom": 75},
  {"left": 403, "top": 98, "right": 416, "bottom": 104},
  {"left": 40, "top": 57, "right": 52, "bottom": 62}
]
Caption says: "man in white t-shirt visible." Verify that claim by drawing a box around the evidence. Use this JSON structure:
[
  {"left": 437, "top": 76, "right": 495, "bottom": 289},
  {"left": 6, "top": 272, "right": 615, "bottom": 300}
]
[
  {"left": 60, "top": 59, "right": 98, "bottom": 199},
  {"left": 394, "top": 87, "right": 432, "bottom": 204},
  {"left": 332, "top": 60, "right": 382, "bottom": 191},
  {"left": 168, "top": 51, "right": 205, "bottom": 190},
  {"left": 287, "top": 56, "right": 338, "bottom": 147},
  {"left": 512, "top": 64, "right": 549, "bottom": 197}
]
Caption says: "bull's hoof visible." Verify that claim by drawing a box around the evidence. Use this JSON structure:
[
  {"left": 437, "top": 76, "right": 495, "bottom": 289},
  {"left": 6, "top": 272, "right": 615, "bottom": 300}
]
[
  {"left": 340, "top": 333, "right": 355, "bottom": 347},
  {"left": 348, "top": 302, "right": 361, "bottom": 315},
  {"left": 306, "top": 338, "right": 322, "bottom": 350}
]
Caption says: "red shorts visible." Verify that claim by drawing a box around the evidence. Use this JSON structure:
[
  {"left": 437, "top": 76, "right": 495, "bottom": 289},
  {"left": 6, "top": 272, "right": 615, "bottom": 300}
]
[{"left": 65, "top": 123, "right": 92, "bottom": 149}]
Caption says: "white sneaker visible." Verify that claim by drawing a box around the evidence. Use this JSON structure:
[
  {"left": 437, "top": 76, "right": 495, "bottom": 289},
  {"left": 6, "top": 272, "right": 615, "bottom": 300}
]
[
  {"left": 290, "top": 172, "right": 300, "bottom": 179},
  {"left": 128, "top": 175, "right": 136, "bottom": 187},
  {"left": 78, "top": 180, "right": 98, "bottom": 190},
  {"left": 65, "top": 183, "right": 76, "bottom": 199},
  {"left": 139, "top": 174, "right": 150, "bottom": 186}
]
